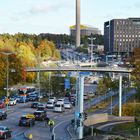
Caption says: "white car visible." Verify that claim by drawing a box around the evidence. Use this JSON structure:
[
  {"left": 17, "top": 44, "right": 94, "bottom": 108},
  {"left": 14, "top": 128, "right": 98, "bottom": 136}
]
[
  {"left": 56, "top": 98, "right": 64, "bottom": 105},
  {"left": 54, "top": 104, "right": 65, "bottom": 112},
  {"left": 64, "top": 102, "right": 72, "bottom": 109},
  {"left": 48, "top": 97, "right": 56, "bottom": 103},
  {"left": 46, "top": 101, "right": 54, "bottom": 109},
  {"left": 9, "top": 98, "right": 16, "bottom": 106},
  {"left": 37, "top": 103, "right": 46, "bottom": 110}
]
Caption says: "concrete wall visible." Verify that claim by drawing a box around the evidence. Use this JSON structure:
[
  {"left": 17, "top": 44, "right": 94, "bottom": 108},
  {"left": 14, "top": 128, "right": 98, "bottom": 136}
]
[{"left": 84, "top": 113, "right": 108, "bottom": 126}]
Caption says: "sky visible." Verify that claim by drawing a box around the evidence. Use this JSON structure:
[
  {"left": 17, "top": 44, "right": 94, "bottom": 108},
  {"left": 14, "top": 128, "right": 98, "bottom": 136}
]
[{"left": 0, "top": 0, "right": 140, "bottom": 35}]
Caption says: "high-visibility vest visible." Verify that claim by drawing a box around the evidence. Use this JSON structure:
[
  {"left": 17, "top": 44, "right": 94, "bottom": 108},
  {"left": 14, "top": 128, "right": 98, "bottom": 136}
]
[{"left": 48, "top": 120, "right": 54, "bottom": 126}]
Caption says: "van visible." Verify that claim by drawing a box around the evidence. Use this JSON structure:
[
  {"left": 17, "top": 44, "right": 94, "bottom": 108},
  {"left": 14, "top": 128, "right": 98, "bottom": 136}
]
[{"left": 54, "top": 104, "right": 65, "bottom": 112}]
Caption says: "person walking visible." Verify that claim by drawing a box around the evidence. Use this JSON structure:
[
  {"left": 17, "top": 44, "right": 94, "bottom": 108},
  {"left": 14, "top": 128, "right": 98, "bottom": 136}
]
[{"left": 48, "top": 119, "right": 55, "bottom": 132}]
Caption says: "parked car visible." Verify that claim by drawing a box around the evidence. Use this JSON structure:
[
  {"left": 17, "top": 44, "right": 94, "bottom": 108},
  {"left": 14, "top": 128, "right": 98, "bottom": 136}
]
[
  {"left": 33, "top": 110, "right": 46, "bottom": 121},
  {"left": 54, "top": 104, "right": 65, "bottom": 112},
  {"left": 0, "top": 110, "right": 7, "bottom": 120},
  {"left": 19, "top": 114, "right": 35, "bottom": 127},
  {"left": 0, "top": 126, "right": 12, "bottom": 139},
  {"left": 0, "top": 101, "right": 5, "bottom": 109}
]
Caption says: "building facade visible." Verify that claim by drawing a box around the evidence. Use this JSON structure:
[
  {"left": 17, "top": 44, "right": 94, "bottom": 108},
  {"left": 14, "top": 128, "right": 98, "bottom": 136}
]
[
  {"left": 70, "top": 25, "right": 101, "bottom": 37},
  {"left": 104, "top": 18, "right": 140, "bottom": 55}
]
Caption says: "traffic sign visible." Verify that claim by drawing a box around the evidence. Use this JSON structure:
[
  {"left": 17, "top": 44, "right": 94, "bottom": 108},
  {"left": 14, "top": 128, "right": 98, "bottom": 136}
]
[
  {"left": 65, "top": 78, "right": 70, "bottom": 89},
  {"left": 79, "top": 71, "right": 92, "bottom": 76}
]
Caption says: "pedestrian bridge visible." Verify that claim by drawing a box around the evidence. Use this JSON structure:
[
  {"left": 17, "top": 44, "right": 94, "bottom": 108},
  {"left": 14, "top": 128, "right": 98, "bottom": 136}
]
[{"left": 26, "top": 66, "right": 132, "bottom": 73}]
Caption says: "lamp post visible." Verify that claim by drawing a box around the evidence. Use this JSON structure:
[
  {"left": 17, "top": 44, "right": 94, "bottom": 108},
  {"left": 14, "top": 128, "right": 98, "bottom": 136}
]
[
  {"left": 88, "top": 37, "right": 96, "bottom": 67},
  {"left": 0, "top": 52, "right": 15, "bottom": 111}
]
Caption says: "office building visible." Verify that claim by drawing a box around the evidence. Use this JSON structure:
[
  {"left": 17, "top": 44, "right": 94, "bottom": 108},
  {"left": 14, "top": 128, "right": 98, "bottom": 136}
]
[
  {"left": 104, "top": 18, "right": 140, "bottom": 55},
  {"left": 70, "top": 24, "right": 101, "bottom": 37}
]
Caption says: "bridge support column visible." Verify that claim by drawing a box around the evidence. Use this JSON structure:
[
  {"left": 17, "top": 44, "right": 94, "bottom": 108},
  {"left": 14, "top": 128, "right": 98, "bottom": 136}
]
[
  {"left": 78, "top": 76, "right": 84, "bottom": 139},
  {"left": 119, "top": 75, "right": 122, "bottom": 117}
]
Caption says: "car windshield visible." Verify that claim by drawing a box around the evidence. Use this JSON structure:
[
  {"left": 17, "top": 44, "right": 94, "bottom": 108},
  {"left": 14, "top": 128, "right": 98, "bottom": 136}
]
[
  {"left": 21, "top": 117, "right": 28, "bottom": 120},
  {"left": 64, "top": 102, "right": 70, "bottom": 104},
  {"left": 47, "top": 102, "right": 53, "bottom": 105},
  {"left": 55, "top": 104, "right": 61, "bottom": 107},
  {"left": 34, "top": 112, "right": 42, "bottom": 115}
]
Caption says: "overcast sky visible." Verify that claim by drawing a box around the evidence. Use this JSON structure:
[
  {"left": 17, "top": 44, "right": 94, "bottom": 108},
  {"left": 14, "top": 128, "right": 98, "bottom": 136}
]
[{"left": 0, "top": 0, "right": 140, "bottom": 35}]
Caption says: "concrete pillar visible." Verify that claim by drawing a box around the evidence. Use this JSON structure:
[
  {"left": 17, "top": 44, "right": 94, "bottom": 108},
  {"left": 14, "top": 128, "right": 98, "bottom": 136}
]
[
  {"left": 78, "top": 76, "right": 84, "bottom": 139},
  {"left": 119, "top": 75, "right": 122, "bottom": 117}
]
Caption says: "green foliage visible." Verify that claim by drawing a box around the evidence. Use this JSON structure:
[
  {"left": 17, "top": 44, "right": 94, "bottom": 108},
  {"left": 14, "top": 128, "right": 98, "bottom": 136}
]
[{"left": 96, "top": 76, "right": 118, "bottom": 95}]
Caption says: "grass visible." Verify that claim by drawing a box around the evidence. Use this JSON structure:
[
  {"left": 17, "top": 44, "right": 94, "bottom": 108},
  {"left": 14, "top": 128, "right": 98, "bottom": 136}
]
[{"left": 111, "top": 122, "right": 140, "bottom": 137}]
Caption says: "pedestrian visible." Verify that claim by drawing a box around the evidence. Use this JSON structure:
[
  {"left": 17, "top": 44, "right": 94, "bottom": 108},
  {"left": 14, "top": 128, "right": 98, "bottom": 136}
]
[
  {"left": 45, "top": 116, "right": 50, "bottom": 127},
  {"left": 48, "top": 119, "right": 55, "bottom": 132}
]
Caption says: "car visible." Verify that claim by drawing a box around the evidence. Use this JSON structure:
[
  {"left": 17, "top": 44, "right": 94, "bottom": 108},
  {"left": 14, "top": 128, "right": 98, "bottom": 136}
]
[
  {"left": 48, "top": 97, "right": 56, "bottom": 103},
  {"left": 0, "top": 110, "right": 7, "bottom": 120},
  {"left": 54, "top": 104, "right": 65, "bottom": 112},
  {"left": 33, "top": 110, "right": 46, "bottom": 121},
  {"left": 56, "top": 98, "right": 64, "bottom": 105},
  {"left": 19, "top": 114, "right": 35, "bottom": 127},
  {"left": 31, "top": 102, "right": 41, "bottom": 108},
  {"left": 64, "top": 101, "right": 72, "bottom": 109},
  {"left": 28, "top": 94, "right": 39, "bottom": 101},
  {"left": 0, "top": 101, "right": 5, "bottom": 109},
  {"left": 46, "top": 101, "right": 54, "bottom": 109},
  {"left": 0, "top": 126, "right": 12, "bottom": 139},
  {"left": 18, "top": 97, "right": 28, "bottom": 103},
  {"left": 9, "top": 98, "right": 16, "bottom": 106},
  {"left": 37, "top": 103, "right": 46, "bottom": 110}
]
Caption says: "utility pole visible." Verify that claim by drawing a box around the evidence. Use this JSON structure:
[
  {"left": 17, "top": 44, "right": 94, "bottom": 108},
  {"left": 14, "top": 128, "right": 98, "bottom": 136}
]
[
  {"left": 76, "top": 0, "right": 80, "bottom": 48},
  {"left": 77, "top": 76, "right": 84, "bottom": 139},
  {"left": 88, "top": 37, "right": 96, "bottom": 67}
]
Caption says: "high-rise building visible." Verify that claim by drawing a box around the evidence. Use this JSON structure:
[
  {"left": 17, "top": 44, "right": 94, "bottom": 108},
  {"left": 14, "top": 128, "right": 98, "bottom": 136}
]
[
  {"left": 70, "top": 24, "right": 101, "bottom": 37},
  {"left": 104, "top": 18, "right": 140, "bottom": 55}
]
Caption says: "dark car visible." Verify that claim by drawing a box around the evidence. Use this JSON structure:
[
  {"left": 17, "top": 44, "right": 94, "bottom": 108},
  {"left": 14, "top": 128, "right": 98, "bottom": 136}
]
[
  {"left": 19, "top": 114, "right": 35, "bottom": 127},
  {"left": 18, "top": 97, "right": 28, "bottom": 103},
  {"left": 0, "top": 126, "right": 12, "bottom": 139},
  {"left": 31, "top": 102, "right": 41, "bottom": 108},
  {"left": 33, "top": 110, "right": 46, "bottom": 121},
  {"left": 0, "top": 110, "right": 7, "bottom": 120},
  {"left": 28, "top": 94, "right": 39, "bottom": 101}
]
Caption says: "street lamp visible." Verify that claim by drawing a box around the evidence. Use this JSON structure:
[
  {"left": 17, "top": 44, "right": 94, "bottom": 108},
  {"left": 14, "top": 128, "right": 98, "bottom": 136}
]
[
  {"left": 0, "top": 51, "right": 15, "bottom": 110},
  {"left": 88, "top": 37, "right": 96, "bottom": 67}
]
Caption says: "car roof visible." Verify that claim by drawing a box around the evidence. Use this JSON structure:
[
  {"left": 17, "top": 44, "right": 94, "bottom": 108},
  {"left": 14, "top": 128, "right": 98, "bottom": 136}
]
[{"left": 34, "top": 110, "right": 45, "bottom": 113}]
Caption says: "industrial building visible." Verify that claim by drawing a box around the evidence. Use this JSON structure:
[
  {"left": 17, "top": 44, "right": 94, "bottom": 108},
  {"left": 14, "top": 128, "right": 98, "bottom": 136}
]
[{"left": 70, "top": 24, "right": 101, "bottom": 37}]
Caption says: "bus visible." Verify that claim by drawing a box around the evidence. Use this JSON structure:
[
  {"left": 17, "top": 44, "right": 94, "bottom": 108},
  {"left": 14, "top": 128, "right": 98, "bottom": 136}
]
[{"left": 17, "top": 85, "right": 36, "bottom": 97}]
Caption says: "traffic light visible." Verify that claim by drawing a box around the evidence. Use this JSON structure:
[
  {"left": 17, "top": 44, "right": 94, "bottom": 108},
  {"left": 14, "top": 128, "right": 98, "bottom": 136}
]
[
  {"left": 84, "top": 112, "right": 88, "bottom": 120},
  {"left": 77, "top": 119, "right": 80, "bottom": 127},
  {"left": 78, "top": 113, "right": 82, "bottom": 118}
]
